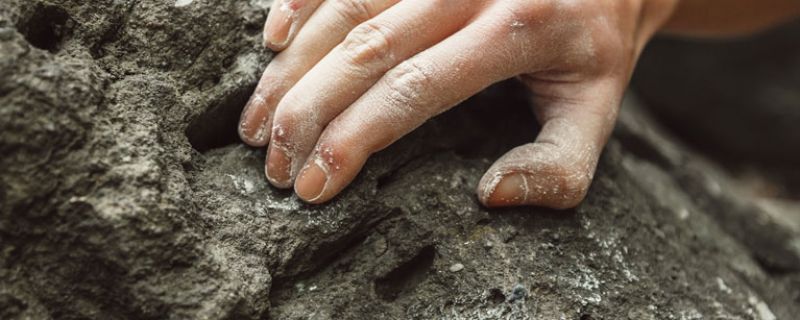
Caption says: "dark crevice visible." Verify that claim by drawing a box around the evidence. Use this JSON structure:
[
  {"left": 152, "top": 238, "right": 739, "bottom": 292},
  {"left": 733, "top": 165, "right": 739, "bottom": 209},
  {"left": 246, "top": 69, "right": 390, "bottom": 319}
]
[
  {"left": 376, "top": 167, "right": 399, "bottom": 190},
  {"left": 269, "top": 208, "right": 404, "bottom": 305},
  {"left": 267, "top": 232, "right": 369, "bottom": 298},
  {"left": 487, "top": 288, "right": 505, "bottom": 304},
  {"left": 615, "top": 126, "right": 674, "bottom": 170},
  {"left": 755, "top": 255, "right": 799, "bottom": 276},
  {"left": 186, "top": 84, "right": 255, "bottom": 152},
  {"left": 90, "top": 1, "right": 138, "bottom": 59},
  {"left": 446, "top": 80, "right": 537, "bottom": 160},
  {"left": 17, "top": 4, "right": 73, "bottom": 53},
  {"left": 268, "top": 233, "right": 370, "bottom": 306},
  {"left": 374, "top": 245, "right": 436, "bottom": 302},
  {"left": 375, "top": 153, "right": 431, "bottom": 190},
  {"left": 309, "top": 233, "right": 369, "bottom": 274},
  {"left": 298, "top": 207, "right": 404, "bottom": 278}
]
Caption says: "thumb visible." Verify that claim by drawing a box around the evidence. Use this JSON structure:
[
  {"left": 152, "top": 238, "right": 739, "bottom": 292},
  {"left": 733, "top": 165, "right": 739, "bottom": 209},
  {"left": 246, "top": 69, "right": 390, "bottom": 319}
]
[{"left": 477, "top": 78, "right": 622, "bottom": 209}]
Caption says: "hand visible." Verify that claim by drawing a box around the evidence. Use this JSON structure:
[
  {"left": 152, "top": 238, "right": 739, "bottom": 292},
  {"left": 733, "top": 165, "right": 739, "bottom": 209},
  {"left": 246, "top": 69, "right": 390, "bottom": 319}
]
[{"left": 239, "top": 0, "right": 676, "bottom": 208}]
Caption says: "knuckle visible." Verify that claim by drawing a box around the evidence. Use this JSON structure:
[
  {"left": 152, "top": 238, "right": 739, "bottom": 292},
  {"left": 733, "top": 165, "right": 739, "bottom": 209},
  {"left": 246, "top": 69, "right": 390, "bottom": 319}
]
[
  {"left": 491, "top": 0, "right": 552, "bottom": 32},
  {"left": 383, "top": 60, "right": 433, "bottom": 110},
  {"left": 341, "top": 21, "right": 394, "bottom": 72},
  {"left": 492, "top": 0, "right": 626, "bottom": 76},
  {"left": 332, "top": 0, "right": 373, "bottom": 25},
  {"left": 554, "top": 0, "right": 590, "bottom": 19}
]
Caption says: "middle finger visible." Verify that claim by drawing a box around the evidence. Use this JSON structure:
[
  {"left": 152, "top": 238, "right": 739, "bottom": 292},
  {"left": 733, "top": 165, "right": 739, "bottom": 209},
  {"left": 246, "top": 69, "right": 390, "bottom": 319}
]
[
  {"left": 266, "top": 0, "right": 480, "bottom": 187},
  {"left": 239, "top": 0, "right": 400, "bottom": 147}
]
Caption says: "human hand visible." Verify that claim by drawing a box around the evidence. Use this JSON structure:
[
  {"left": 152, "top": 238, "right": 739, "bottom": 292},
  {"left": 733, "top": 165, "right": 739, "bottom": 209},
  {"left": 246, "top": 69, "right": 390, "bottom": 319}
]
[{"left": 239, "top": 0, "right": 676, "bottom": 208}]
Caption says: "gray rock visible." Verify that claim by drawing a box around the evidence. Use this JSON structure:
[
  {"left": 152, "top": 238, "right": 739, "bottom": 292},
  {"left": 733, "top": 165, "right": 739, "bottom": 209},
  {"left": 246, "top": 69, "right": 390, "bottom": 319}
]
[{"left": 1, "top": 1, "right": 798, "bottom": 319}]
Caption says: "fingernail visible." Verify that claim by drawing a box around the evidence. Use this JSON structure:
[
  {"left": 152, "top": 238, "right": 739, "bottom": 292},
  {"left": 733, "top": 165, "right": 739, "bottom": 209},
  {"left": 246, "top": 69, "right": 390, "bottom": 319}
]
[
  {"left": 239, "top": 94, "right": 270, "bottom": 144},
  {"left": 239, "top": 95, "right": 257, "bottom": 135},
  {"left": 264, "top": 0, "right": 294, "bottom": 48},
  {"left": 295, "top": 159, "right": 328, "bottom": 203},
  {"left": 266, "top": 145, "right": 293, "bottom": 188},
  {"left": 484, "top": 173, "right": 529, "bottom": 207}
]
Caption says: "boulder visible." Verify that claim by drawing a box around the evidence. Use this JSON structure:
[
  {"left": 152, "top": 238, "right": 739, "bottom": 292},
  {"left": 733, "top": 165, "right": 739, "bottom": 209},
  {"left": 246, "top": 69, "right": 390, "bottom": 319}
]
[{"left": 1, "top": 1, "right": 798, "bottom": 319}]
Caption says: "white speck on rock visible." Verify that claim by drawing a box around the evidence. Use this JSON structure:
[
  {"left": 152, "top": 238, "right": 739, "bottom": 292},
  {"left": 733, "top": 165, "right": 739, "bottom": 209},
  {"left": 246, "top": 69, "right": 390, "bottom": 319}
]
[
  {"left": 243, "top": 179, "right": 254, "bottom": 193},
  {"left": 716, "top": 277, "right": 732, "bottom": 294},
  {"left": 449, "top": 263, "right": 464, "bottom": 272},
  {"left": 677, "top": 207, "right": 690, "bottom": 220},
  {"left": 748, "top": 295, "right": 776, "bottom": 320},
  {"left": 174, "top": 0, "right": 194, "bottom": 7},
  {"left": 227, "top": 174, "right": 255, "bottom": 195}
]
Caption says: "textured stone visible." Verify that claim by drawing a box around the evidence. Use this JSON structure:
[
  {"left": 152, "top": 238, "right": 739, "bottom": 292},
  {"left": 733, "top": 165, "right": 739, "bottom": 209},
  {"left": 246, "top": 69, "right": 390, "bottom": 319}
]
[{"left": 1, "top": 1, "right": 799, "bottom": 319}]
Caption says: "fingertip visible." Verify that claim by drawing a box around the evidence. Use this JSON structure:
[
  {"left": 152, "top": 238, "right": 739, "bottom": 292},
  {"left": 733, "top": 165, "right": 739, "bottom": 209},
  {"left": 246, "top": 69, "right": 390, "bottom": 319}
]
[
  {"left": 264, "top": 41, "right": 288, "bottom": 52},
  {"left": 477, "top": 169, "right": 587, "bottom": 209},
  {"left": 476, "top": 145, "right": 594, "bottom": 210},
  {"left": 263, "top": 0, "right": 293, "bottom": 51},
  {"left": 478, "top": 172, "right": 529, "bottom": 208},
  {"left": 292, "top": 140, "right": 369, "bottom": 205},
  {"left": 294, "top": 160, "right": 329, "bottom": 203},
  {"left": 238, "top": 96, "right": 272, "bottom": 147},
  {"left": 263, "top": 28, "right": 290, "bottom": 51},
  {"left": 239, "top": 123, "right": 271, "bottom": 147},
  {"left": 265, "top": 142, "right": 294, "bottom": 189}
]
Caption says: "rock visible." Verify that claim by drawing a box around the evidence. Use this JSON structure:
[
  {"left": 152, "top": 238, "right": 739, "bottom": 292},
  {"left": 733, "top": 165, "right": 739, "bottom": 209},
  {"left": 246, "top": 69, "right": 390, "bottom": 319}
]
[
  {"left": 507, "top": 284, "right": 527, "bottom": 303},
  {"left": 617, "top": 94, "right": 800, "bottom": 271},
  {"left": 632, "top": 21, "right": 800, "bottom": 272},
  {"left": 449, "top": 263, "right": 465, "bottom": 273},
  {"left": 1, "top": 1, "right": 799, "bottom": 319}
]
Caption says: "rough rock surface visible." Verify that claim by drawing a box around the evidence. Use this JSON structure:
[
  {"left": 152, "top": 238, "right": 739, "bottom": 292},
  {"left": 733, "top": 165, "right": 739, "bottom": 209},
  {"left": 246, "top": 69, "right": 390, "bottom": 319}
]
[{"left": 1, "top": 1, "right": 799, "bottom": 319}]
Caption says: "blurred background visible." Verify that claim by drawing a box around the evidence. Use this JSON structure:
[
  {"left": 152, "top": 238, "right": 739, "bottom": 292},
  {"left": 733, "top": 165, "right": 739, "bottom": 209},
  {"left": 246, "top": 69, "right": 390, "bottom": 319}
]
[{"left": 634, "top": 20, "right": 800, "bottom": 201}]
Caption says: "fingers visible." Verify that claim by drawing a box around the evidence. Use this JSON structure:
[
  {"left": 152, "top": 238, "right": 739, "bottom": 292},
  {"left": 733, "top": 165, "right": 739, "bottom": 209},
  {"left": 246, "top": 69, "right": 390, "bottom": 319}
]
[
  {"left": 476, "top": 78, "right": 624, "bottom": 209},
  {"left": 263, "top": 0, "right": 324, "bottom": 51},
  {"left": 239, "top": 0, "right": 400, "bottom": 146},
  {"left": 266, "top": 0, "right": 477, "bottom": 188},
  {"left": 292, "top": 19, "right": 526, "bottom": 203}
]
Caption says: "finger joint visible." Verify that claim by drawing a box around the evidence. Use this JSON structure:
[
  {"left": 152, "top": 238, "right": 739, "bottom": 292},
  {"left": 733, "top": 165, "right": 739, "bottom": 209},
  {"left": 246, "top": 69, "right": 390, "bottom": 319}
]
[
  {"left": 383, "top": 60, "right": 435, "bottom": 114},
  {"left": 341, "top": 21, "right": 395, "bottom": 75}
]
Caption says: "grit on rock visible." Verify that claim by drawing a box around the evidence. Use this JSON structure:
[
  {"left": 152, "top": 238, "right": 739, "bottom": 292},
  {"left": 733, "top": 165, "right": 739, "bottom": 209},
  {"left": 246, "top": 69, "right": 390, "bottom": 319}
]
[{"left": 1, "top": 1, "right": 799, "bottom": 319}]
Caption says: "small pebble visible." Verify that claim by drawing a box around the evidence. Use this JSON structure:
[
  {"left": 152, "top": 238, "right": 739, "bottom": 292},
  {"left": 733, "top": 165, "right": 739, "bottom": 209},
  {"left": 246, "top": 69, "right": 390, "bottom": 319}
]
[
  {"left": 507, "top": 284, "right": 527, "bottom": 302},
  {"left": 449, "top": 263, "right": 464, "bottom": 272},
  {"left": 174, "top": 0, "right": 194, "bottom": 7}
]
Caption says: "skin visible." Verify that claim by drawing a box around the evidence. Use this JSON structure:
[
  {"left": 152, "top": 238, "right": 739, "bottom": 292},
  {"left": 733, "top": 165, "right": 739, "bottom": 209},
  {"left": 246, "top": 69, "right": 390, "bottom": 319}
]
[{"left": 239, "top": 0, "right": 800, "bottom": 208}]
